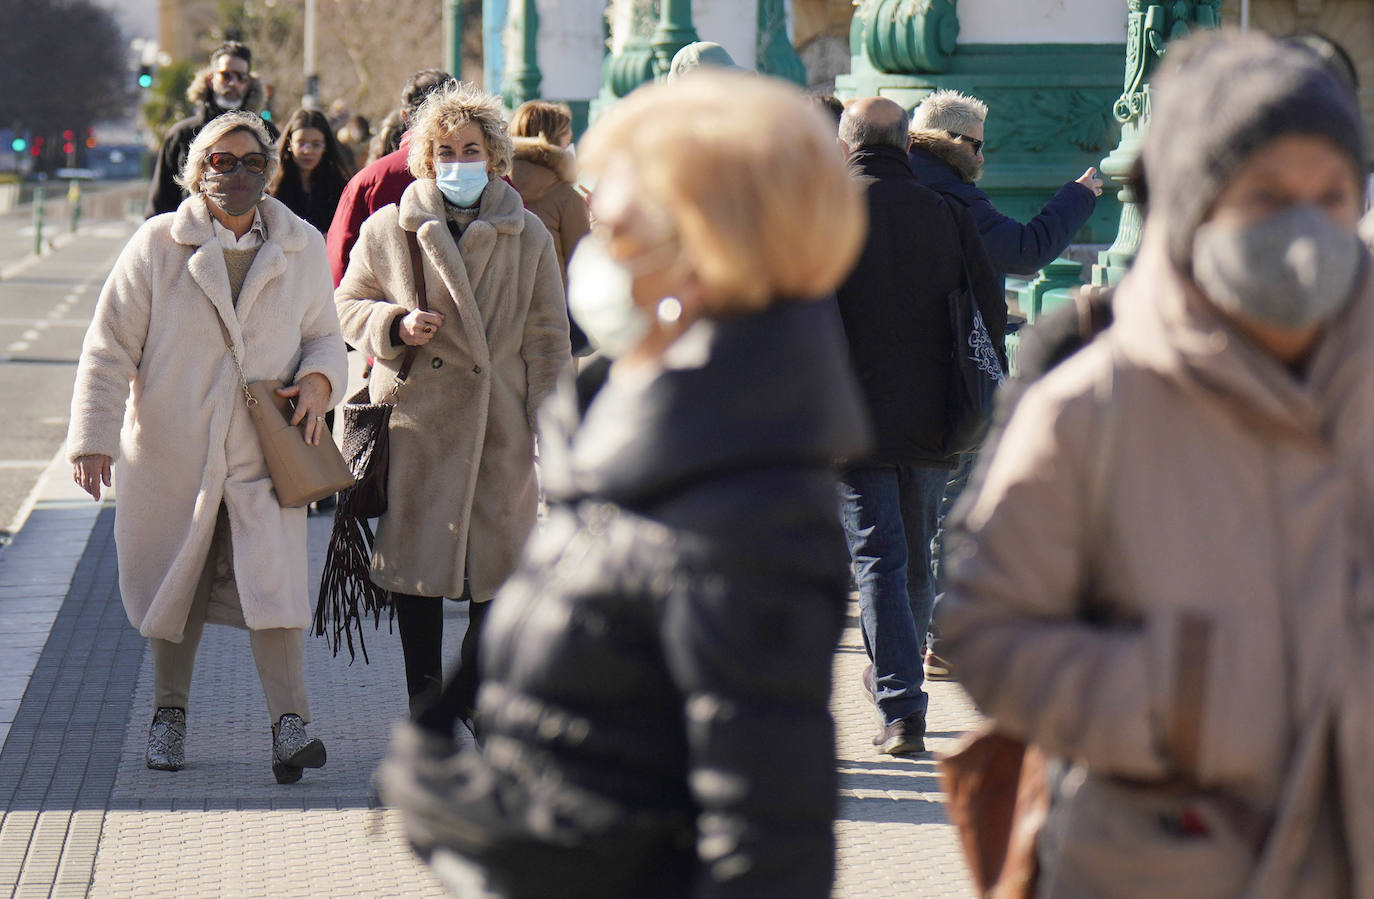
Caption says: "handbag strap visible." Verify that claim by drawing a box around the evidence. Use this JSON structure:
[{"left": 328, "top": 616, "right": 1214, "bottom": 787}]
[
  {"left": 209, "top": 306, "right": 258, "bottom": 409},
  {"left": 392, "top": 229, "right": 429, "bottom": 393}
]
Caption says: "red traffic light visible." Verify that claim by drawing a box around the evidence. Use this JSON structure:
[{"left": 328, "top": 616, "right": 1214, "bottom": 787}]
[
  {"left": 62, "top": 142, "right": 76, "bottom": 155},
  {"left": 29, "top": 146, "right": 41, "bottom": 157},
  {"left": 62, "top": 129, "right": 75, "bottom": 141}
]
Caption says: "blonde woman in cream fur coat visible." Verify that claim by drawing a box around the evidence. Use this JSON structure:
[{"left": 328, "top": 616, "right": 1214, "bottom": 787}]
[
  {"left": 68, "top": 112, "right": 348, "bottom": 783},
  {"left": 335, "top": 82, "right": 570, "bottom": 737}
]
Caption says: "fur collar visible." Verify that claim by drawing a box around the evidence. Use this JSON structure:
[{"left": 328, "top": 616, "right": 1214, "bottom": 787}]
[
  {"left": 169, "top": 194, "right": 311, "bottom": 252},
  {"left": 910, "top": 130, "right": 980, "bottom": 183},
  {"left": 398, "top": 177, "right": 526, "bottom": 236},
  {"left": 512, "top": 137, "right": 577, "bottom": 184}
]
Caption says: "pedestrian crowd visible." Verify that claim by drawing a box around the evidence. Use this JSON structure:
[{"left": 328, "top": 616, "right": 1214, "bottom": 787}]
[{"left": 62, "top": 24, "right": 1374, "bottom": 898}]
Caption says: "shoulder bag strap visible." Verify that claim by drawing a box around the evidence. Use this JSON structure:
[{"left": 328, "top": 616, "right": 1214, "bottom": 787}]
[
  {"left": 208, "top": 304, "right": 258, "bottom": 409},
  {"left": 393, "top": 229, "right": 428, "bottom": 391}
]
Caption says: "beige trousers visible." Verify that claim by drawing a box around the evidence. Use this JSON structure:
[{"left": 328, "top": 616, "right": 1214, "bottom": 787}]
[{"left": 150, "top": 505, "right": 310, "bottom": 725}]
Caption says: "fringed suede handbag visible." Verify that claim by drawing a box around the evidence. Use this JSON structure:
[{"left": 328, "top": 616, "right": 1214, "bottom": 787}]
[{"left": 315, "top": 230, "right": 429, "bottom": 661}]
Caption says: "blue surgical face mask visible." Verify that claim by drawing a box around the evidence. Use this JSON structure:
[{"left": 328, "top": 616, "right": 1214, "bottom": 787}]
[{"left": 435, "top": 160, "right": 490, "bottom": 208}]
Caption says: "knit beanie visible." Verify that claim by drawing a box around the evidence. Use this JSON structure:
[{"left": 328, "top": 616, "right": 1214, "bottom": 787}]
[{"left": 1141, "top": 29, "right": 1366, "bottom": 267}]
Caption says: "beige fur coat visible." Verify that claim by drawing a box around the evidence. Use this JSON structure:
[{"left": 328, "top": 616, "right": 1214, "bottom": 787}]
[
  {"left": 509, "top": 137, "right": 590, "bottom": 280},
  {"left": 335, "top": 177, "right": 570, "bottom": 601},
  {"left": 68, "top": 195, "right": 348, "bottom": 640}
]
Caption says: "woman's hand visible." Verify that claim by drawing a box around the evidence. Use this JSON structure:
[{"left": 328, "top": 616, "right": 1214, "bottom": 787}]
[
  {"left": 277, "top": 372, "right": 333, "bottom": 445},
  {"left": 399, "top": 309, "right": 446, "bottom": 346},
  {"left": 72, "top": 454, "right": 112, "bottom": 501}
]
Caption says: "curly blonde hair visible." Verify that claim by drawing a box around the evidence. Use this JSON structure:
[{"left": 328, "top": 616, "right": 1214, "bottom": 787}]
[{"left": 406, "top": 82, "right": 513, "bottom": 179}]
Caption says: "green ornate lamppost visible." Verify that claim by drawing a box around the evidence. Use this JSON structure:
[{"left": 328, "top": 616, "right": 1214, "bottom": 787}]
[
  {"left": 504, "top": 0, "right": 543, "bottom": 107},
  {"left": 651, "top": 0, "right": 700, "bottom": 77},
  {"left": 1092, "top": 0, "right": 1221, "bottom": 286}
]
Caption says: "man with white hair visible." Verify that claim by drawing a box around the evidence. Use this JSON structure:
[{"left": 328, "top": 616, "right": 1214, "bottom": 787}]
[
  {"left": 909, "top": 89, "right": 1101, "bottom": 290},
  {"left": 911, "top": 88, "right": 1102, "bottom": 682}
]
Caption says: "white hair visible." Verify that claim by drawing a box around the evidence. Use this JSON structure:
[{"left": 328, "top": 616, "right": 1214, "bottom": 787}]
[{"left": 910, "top": 89, "right": 988, "bottom": 134}]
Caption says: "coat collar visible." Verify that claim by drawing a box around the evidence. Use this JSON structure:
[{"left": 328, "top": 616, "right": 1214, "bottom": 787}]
[
  {"left": 540, "top": 299, "right": 871, "bottom": 507},
  {"left": 848, "top": 144, "right": 916, "bottom": 180},
  {"left": 512, "top": 137, "right": 577, "bottom": 184},
  {"left": 173, "top": 195, "right": 307, "bottom": 343},
  {"left": 397, "top": 175, "right": 526, "bottom": 236},
  {"left": 1113, "top": 225, "right": 1374, "bottom": 444},
  {"left": 395, "top": 178, "right": 527, "bottom": 370}
]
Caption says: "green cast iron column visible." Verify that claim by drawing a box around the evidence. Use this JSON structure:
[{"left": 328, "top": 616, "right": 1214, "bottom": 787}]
[
  {"left": 652, "top": 0, "right": 699, "bottom": 77},
  {"left": 1092, "top": 0, "right": 1221, "bottom": 286},
  {"left": 505, "top": 0, "right": 543, "bottom": 107},
  {"left": 444, "top": 0, "right": 463, "bottom": 81},
  {"left": 757, "top": 0, "right": 807, "bottom": 85}
]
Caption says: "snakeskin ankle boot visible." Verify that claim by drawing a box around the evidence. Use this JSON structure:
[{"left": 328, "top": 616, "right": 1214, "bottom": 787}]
[
  {"left": 146, "top": 707, "right": 186, "bottom": 771},
  {"left": 271, "top": 714, "right": 326, "bottom": 784}
]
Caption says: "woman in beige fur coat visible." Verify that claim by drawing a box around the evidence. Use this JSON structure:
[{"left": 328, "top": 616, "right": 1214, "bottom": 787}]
[
  {"left": 335, "top": 83, "right": 571, "bottom": 732},
  {"left": 68, "top": 112, "right": 348, "bottom": 783}
]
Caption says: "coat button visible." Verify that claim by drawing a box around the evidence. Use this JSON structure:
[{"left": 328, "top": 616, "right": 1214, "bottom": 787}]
[
  {"left": 472, "top": 364, "right": 482, "bottom": 374},
  {"left": 431, "top": 357, "right": 443, "bottom": 369}
]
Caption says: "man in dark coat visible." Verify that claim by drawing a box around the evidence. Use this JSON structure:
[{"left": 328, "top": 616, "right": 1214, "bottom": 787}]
[
  {"left": 325, "top": 69, "right": 454, "bottom": 286},
  {"left": 145, "top": 42, "right": 277, "bottom": 218},
  {"left": 834, "top": 97, "right": 1003, "bottom": 755}
]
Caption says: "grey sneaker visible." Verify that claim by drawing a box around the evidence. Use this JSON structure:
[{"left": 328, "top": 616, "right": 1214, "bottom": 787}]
[
  {"left": 272, "top": 714, "right": 326, "bottom": 784},
  {"left": 146, "top": 707, "right": 186, "bottom": 771}
]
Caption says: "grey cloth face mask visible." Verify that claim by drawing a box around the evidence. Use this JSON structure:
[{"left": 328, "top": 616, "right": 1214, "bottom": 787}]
[{"left": 1192, "top": 205, "right": 1363, "bottom": 330}]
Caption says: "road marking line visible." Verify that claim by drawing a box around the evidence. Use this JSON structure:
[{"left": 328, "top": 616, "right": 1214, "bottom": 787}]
[
  {"left": 8, "top": 342, "right": 29, "bottom": 352},
  {"left": 0, "top": 460, "right": 52, "bottom": 469},
  {"left": 21, "top": 330, "right": 39, "bottom": 341},
  {"left": 34, "top": 321, "right": 50, "bottom": 331}
]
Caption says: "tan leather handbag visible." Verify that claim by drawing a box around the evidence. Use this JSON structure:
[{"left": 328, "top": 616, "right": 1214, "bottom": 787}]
[{"left": 211, "top": 314, "right": 354, "bottom": 509}]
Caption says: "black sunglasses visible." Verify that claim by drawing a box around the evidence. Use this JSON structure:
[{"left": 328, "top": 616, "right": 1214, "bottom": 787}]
[
  {"left": 946, "top": 131, "right": 984, "bottom": 154},
  {"left": 206, "top": 151, "right": 269, "bottom": 175}
]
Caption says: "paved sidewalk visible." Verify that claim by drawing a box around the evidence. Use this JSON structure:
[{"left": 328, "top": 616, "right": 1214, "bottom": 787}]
[{"left": 1, "top": 460, "right": 982, "bottom": 898}]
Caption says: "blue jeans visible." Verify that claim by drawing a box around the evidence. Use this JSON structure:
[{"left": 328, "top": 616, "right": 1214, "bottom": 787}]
[
  {"left": 839, "top": 464, "right": 948, "bottom": 725},
  {"left": 927, "top": 452, "right": 977, "bottom": 655}
]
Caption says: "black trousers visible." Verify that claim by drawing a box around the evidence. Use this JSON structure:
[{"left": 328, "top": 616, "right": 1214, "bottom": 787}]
[{"left": 393, "top": 591, "right": 489, "bottom": 739}]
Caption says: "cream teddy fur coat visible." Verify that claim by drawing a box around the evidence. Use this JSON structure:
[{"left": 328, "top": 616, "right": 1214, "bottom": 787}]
[
  {"left": 336, "top": 177, "right": 570, "bottom": 601},
  {"left": 68, "top": 194, "right": 348, "bottom": 640}
]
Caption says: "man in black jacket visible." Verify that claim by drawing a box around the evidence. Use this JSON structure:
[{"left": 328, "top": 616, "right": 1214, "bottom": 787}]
[
  {"left": 145, "top": 42, "right": 277, "bottom": 218},
  {"left": 834, "top": 97, "right": 1003, "bottom": 755}
]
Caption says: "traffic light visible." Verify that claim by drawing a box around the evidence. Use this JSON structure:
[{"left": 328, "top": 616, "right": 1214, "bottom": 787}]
[
  {"left": 62, "top": 129, "right": 75, "bottom": 141},
  {"left": 138, "top": 66, "right": 153, "bottom": 89},
  {"left": 85, "top": 127, "right": 96, "bottom": 149},
  {"left": 31, "top": 135, "right": 44, "bottom": 157},
  {"left": 9, "top": 136, "right": 25, "bottom": 153}
]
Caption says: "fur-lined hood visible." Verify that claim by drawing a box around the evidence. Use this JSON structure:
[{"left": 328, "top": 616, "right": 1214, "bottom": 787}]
[
  {"left": 909, "top": 129, "right": 979, "bottom": 184},
  {"left": 186, "top": 68, "right": 264, "bottom": 115},
  {"left": 512, "top": 137, "right": 577, "bottom": 184}
]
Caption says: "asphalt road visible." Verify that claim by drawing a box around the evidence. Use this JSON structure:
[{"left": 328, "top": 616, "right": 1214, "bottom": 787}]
[{"left": 0, "top": 191, "right": 140, "bottom": 540}]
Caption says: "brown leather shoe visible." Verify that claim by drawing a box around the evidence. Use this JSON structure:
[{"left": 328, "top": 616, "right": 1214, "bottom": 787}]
[{"left": 873, "top": 711, "right": 926, "bottom": 755}]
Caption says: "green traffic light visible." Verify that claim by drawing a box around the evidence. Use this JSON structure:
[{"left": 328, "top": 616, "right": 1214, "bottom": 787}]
[
  {"left": 260, "top": 110, "right": 272, "bottom": 122},
  {"left": 10, "top": 137, "right": 26, "bottom": 153},
  {"left": 138, "top": 73, "right": 153, "bottom": 88}
]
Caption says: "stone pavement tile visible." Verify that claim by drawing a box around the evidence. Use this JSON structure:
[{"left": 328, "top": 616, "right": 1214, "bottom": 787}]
[
  {"left": 89, "top": 810, "right": 447, "bottom": 898},
  {"left": 831, "top": 602, "right": 982, "bottom": 899}
]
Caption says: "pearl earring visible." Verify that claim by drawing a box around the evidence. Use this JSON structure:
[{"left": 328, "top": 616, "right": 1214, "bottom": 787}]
[{"left": 657, "top": 297, "right": 683, "bottom": 325}]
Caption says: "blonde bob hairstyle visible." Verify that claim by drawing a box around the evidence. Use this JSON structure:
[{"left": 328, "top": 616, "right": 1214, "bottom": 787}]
[
  {"left": 176, "top": 110, "right": 280, "bottom": 196},
  {"left": 407, "top": 81, "right": 514, "bottom": 179},
  {"left": 578, "top": 72, "right": 865, "bottom": 311}
]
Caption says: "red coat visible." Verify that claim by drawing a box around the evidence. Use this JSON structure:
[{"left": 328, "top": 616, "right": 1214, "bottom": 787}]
[{"left": 326, "top": 136, "right": 415, "bottom": 286}]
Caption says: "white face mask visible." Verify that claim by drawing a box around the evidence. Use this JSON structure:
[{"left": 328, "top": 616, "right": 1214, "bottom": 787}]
[
  {"left": 435, "top": 160, "right": 490, "bottom": 208},
  {"left": 567, "top": 238, "right": 653, "bottom": 358}
]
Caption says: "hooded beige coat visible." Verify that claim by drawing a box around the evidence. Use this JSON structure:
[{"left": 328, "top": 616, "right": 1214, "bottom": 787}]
[
  {"left": 68, "top": 195, "right": 348, "bottom": 640},
  {"left": 335, "top": 178, "right": 570, "bottom": 601},
  {"left": 939, "top": 229, "right": 1374, "bottom": 898},
  {"left": 509, "top": 137, "right": 589, "bottom": 280}
]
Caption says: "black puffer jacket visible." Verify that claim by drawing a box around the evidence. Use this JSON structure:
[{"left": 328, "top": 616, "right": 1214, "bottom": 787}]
[
  {"left": 836, "top": 144, "right": 1004, "bottom": 466},
  {"left": 422, "top": 299, "right": 868, "bottom": 897}
]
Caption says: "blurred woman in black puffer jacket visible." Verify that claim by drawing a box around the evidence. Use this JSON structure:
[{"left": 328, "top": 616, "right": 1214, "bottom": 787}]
[{"left": 379, "top": 71, "right": 870, "bottom": 898}]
